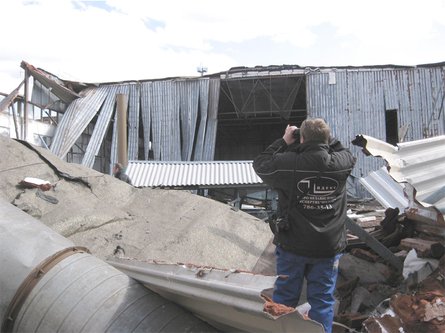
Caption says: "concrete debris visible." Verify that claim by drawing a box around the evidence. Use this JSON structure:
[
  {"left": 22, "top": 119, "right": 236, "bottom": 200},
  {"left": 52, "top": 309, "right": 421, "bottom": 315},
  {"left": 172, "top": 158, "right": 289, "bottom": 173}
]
[{"left": 363, "top": 256, "right": 445, "bottom": 333}]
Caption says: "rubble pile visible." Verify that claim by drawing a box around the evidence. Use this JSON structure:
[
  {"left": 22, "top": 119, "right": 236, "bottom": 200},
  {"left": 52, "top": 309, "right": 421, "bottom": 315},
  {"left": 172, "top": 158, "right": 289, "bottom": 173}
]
[
  {"left": 1, "top": 135, "right": 444, "bottom": 332},
  {"left": 334, "top": 203, "right": 445, "bottom": 333}
]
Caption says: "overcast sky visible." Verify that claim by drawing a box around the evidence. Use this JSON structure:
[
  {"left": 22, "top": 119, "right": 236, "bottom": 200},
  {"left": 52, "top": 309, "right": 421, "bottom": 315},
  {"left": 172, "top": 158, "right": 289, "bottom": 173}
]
[{"left": 1, "top": 0, "right": 444, "bottom": 93}]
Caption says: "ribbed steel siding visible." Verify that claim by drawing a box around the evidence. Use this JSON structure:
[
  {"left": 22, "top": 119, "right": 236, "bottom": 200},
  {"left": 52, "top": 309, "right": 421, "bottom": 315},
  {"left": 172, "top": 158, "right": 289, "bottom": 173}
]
[
  {"left": 151, "top": 81, "right": 181, "bottom": 161},
  {"left": 193, "top": 79, "right": 210, "bottom": 160},
  {"left": 203, "top": 78, "right": 220, "bottom": 160},
  {"left": 81, "top": 85, "right": 119, "bottom": 168},
  {"left": 50, "top": 86, "right": 108, "bottom": 159},
  {"left": 128, "top": 83, "right": 140, "bottom": 161},
  {"left": 178, "top": 80, "right": 200, "bottom": 161},
  {"left": 140, "top": 82, "right": 152, "bottom": 160},
  {"left": 126, "top": 160, "right": 263, "bottom": 187},
  {"left": 307, "top": 67, "right": 445, "bottom": 184}
]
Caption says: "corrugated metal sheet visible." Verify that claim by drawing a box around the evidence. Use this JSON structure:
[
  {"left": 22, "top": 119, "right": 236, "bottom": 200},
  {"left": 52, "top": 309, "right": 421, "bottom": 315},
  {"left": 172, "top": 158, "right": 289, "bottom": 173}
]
[
  {"left": 50, "top": 86, "right": 108, "bottom": 159},
  {"left": 307, "top": 66, "right": 445, "bottom": 196},
  {"left": 178, "top": 80, "right": 200, "bottom": 161},
  {"left": 193, "top": 79, "right": 210, "bottom": 160},
  {"left": 126, "top": 160, "right": 263, "bottom": 188},
  {"left": 359, "top": 167, "right": 408, "bottom": 210},
  {"left": 203, "top": 78, "right": 220, "bottom": 160},
  {"left": 151, "top": 81, "right": 181, "bottom": 161},
  {"left": 81, "top": 85, "right": 119, "bottom": 168},
  {"left": 140, "top": 82, "right": 152, "bottom": 160},
  {"left": 108, "top": 258, "right": 324, "bottom": 333},
  {"left": 353, "top": 134, "right": 445, "bottom": 236},
  {"left": 127, "top": 83, "right": 140, "bottom": 161}
]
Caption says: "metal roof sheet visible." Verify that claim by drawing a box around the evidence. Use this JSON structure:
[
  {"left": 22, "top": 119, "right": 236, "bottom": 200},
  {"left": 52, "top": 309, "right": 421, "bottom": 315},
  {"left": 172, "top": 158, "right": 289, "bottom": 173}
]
[
  {"left": 353, "top": 134, "right": 445, "bottom": 236},
  {"left": 126, "top": 160, "right": 263, "bottom": 188},
  {"left": 108, "top": 258, "right": 324, "bottom": 333}
]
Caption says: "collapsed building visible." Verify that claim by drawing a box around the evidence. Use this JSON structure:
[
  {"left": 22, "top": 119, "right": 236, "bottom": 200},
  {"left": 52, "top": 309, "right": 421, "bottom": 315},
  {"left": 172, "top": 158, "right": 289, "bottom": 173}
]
[
  {"left": 1, "top": 60, "right": 445, "bottom": 332},
  {"left": 1, "top": 60, "right": 445, "bottom": 201}
]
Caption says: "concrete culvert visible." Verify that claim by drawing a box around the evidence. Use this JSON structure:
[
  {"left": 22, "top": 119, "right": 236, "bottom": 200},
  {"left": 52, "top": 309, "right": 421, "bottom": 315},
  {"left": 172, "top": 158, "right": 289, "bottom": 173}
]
[{"left": 0, "top": 199, "right": 218, "bottom": 333}]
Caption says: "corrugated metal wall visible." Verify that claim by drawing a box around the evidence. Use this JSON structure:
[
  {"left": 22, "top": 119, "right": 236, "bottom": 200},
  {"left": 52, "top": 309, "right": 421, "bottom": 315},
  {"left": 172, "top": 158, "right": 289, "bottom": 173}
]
[
  {"left": 307, "top": 67, "right": 445, "bottom": 196},
  {"left": 50, "top": 86, "right": 109, "bottom": 159},
  {"left": 50, "top": 78, "right": 220, "bottom": 168}
]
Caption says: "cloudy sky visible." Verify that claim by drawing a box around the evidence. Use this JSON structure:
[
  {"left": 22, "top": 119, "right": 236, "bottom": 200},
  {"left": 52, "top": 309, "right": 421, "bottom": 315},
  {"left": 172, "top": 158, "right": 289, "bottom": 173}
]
[{"left": 1, "top": 0, "right": 444, "bottom": 93}]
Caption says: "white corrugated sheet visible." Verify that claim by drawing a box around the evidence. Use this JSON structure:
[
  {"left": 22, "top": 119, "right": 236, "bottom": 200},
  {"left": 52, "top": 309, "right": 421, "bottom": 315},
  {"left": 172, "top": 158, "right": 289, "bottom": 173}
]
[
  {"left": 354, "top": 134, "right": 445, "bottom": 236},
  {"left": 126, "top": 160, "right": 263, "bottom": 188}
]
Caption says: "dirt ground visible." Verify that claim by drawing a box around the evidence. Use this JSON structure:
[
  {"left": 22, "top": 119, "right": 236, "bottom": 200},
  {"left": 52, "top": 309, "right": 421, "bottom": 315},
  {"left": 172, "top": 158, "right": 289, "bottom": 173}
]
[{"left": 0, "top": 136, "right": 272, "bottom": 271}]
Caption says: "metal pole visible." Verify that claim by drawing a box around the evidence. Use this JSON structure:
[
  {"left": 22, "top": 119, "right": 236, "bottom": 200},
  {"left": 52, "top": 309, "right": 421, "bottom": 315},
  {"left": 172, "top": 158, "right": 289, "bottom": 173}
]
[{"left": 116, "top": 94, "right": 128, "bottom": 167}]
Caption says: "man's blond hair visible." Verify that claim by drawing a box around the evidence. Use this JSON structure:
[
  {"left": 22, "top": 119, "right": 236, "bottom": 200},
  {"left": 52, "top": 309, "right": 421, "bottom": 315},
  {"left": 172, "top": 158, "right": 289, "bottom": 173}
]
[{"left": 300, "top": 118, "right": 330, "bottom": 144}]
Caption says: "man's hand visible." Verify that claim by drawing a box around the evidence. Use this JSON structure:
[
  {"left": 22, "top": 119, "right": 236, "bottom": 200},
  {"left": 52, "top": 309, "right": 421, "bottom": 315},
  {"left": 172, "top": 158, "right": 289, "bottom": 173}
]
[{"left": 283, "top": 125, "right": 299, "bottom": 145}]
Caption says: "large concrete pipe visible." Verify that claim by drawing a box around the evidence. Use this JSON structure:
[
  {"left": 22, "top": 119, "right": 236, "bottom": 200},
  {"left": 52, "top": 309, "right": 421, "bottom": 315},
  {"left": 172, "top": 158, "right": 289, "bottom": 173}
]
[{"left": 0, "top": 198, "right": 218, "bottom": 332}]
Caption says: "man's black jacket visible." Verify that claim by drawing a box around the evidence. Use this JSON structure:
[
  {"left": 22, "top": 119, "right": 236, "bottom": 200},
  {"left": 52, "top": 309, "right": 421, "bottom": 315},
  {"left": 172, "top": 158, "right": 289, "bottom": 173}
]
[{"left": 253, "top": 137, "right": 356, "bottom": 258}]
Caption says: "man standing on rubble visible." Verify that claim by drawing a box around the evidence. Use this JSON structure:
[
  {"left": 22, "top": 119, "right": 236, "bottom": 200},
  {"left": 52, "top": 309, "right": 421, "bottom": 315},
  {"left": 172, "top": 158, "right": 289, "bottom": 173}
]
[
  {"left": 113, "top": 163, "right": 132, "bottom": 185},
  {"left": 253, "top": 118, "right": 356, "bottom": 333}
]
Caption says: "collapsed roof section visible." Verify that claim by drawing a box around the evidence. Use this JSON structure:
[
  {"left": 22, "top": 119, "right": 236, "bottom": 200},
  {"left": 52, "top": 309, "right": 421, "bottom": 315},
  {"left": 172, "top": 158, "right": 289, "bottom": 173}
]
[
  {"left": 353, "top": 134, "right": 445, "bottom": 237},
  {"left": 21, "top": 61, "right": 85, "bottom": 112}
]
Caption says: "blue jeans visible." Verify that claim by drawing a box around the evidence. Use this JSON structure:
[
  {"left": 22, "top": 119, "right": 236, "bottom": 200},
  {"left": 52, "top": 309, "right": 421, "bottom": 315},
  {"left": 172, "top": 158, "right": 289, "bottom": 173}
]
[{"left": 273, "top": 246, "right": 341, "bottom": 333}]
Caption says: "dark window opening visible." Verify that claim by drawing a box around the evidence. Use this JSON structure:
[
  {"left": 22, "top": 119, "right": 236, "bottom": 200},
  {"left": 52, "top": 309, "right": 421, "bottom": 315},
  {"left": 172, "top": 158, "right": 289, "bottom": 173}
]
[{"left": 385, "top": 109, "right": 398, "bottom": 145}]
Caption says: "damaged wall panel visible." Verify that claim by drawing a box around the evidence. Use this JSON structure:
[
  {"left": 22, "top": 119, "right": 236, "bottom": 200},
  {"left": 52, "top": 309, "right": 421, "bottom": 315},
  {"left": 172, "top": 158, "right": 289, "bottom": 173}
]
[
  {"left": 193, "top": 79, "right": 210, "bottom": 161},
  {"left": 50, "top": 87, "right": 108, "bottom": 159},
  {"left": 81, "top": 85, "right": 120, "bottom": 168},
  {"left": 151, "top": 80, "right": 181, "bottom": 161},
  {"left": 127, "top": 83, "right": 140, "bottom": 161},
  {"left": 178, "top": 79, "right": 200, "bottom": 161},
  {"left": 49, "top": 77, "right": 220, "bottom": 169},
  {"left": 202, "top": 78, "right": 220, "bottom": 161},
  {"left": 140, "top": 82, "right": 152, "bottom": 160},
  {"left": 307, "top": 66, "right": 445, "bottom": 197}
]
